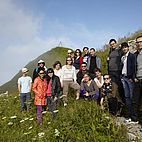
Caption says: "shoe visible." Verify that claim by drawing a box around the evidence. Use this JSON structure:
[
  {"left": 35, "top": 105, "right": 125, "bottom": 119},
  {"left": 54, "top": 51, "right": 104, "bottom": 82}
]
[
  {"left": 124, "top": 118, "right": 131, "bottom": 123},
  {"left": 64, "top": 103, "right": 67, "bottom": 107},
  {"left": 76, "top": 97, "right": 79, "bottom": 100},
  {"left": 53, "top": 110, "right": 59, "bottom": 113}
]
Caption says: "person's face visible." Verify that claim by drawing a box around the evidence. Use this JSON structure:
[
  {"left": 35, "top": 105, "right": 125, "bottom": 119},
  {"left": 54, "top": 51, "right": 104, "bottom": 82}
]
[
  {"left": 22, "top": 71, "right": 28, "bottom": 76},
  {"left": 66, "top": 57, "right": 72, "bottom": 65},
  {"left": 68, "top": 52, "right": 71, "bottom": 57},
  {"left": 90, "top": 49, "right": 95, "bottom": 56},
  {"left": 75, "top": 50, "right": 80, "bottom": 56},
  {"left": 39, "top": 70, "right": 45, "bottom": 78},
  {"left": 95, "top": 71, "right": 101, "bottom": 78},
  {"left": 81, "top": 64, "right": 87, "bottom": 71},
  {"left": 48, "top": 72, "right": 53, "bottom": 78},
  {"left": 109, "top": 41, "right": 117, "bottom": 49},
  {"left": 55, "top": 64, "right": 61, "bottom": 70},
  {"left": 136, "top": 37, "right": 142, "bottom": 50},
  {"left": 39, "top": 63, "right": 44, "bottom": 67},
  {"left": 122, "top": 46, "right": 129, "bottom": 54},
  {"left": 104, "top": 75, "right": 111, "bottom": 84},
  {"left": 83, "top": 74, "right": 90, "bottom": 82},
  {"left": 83, "top": 48, "right": 88, "bottom": 54}
]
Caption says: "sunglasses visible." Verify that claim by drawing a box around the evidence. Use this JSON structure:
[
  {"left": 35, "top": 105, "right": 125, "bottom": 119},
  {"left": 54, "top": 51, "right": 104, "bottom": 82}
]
[
  {"left": 82, "top": 65, "right": 87, "bottom": 67},
  {"left": 104, "top": 78, "right": 109, "bottom": 80},
  {"left": 136, "top": 41, "right": 142, "bottom": 44},
  {"left": 67, "top": 60, "right": 72, "bottom": 61},
  {"left": 39, "top": 72, "right": 45, "bottom": 75}
]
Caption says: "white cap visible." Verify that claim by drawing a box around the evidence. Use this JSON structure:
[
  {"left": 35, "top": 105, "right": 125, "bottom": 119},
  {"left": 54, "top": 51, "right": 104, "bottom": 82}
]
[
  {"left": 38, "top": 60, "right": 45, "bottom": 64},
  {"left": 67, "top": 49, "right": 72, "bottom": 53},
  {"left": 22, "top": 67, "right": 29, "bottom": 73}
]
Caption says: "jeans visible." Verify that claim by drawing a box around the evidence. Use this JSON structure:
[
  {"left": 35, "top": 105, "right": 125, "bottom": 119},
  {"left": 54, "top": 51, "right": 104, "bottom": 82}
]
[
  {"left": 20, "top": 92, "right": 31, "bottom": 111},
  {"left": 47, "top": 96, "right": 57, "bottom": 118},
  {"left": 131, "top": 79, "right": 142, "bottom": 121},
  {"left": 121, "top": 77, "right": 134, "bottom": 117}
]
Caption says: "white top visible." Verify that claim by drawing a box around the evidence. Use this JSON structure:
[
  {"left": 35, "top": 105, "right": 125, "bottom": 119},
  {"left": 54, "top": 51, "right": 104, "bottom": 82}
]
[
  {"left": 94, "top": 76, "right": 104, "bottom": 88},
  {"left": 121, "top": 52, "right": 129, "bottom": 75},
  {"left": 61, "top": 65, "right": 76, "bottom": 83},
  {"left": 18, "top": 76, "right": 32, "bottom": 93}
]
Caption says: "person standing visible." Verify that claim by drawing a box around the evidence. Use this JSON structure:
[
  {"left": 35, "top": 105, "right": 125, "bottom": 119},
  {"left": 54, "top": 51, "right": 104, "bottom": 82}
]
[
  {"left": 131, "top": 35, "right": 142, "bottom": 122},
  {"left": 18, "top": 68, "right": 32, "bottom": 112},
  {"left": 32, "top": 68, "right": 47, "bottom": 125},
  {"left": 107, "top": 39, "right": 124, "bottom": 107},
  {"left": 61, "top": 57, "right": 80, "bottom": 106},
  {"left": 87, "top": 48, "right": 102, "bottom": 74},
  {"left": 120, "top": 42, "right": 136, "bottom": 119},
  {"left": 83, "top": 47, "right": 90, "bottom": 64}
]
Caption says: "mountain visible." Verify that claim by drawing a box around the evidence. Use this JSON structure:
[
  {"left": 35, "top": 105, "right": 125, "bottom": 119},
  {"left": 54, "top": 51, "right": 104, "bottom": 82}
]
[{"left": 0, "top": 47, "right": 69, "bottom": 94}]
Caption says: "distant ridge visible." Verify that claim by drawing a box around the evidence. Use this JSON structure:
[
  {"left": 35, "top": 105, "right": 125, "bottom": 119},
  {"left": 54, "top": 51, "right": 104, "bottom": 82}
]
[{"left": 0, "top": 47, "right": 69, "bottom": 93}]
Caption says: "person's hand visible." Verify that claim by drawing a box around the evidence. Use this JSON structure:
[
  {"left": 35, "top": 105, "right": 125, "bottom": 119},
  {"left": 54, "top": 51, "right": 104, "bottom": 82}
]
[
  {"left": 85, "top": 92, "right": 89, "bottom": 96},
  {"left": 134, "top": 78, "right": 139, "bottom": 82},
  {"left": 54, "top": 96, "right": 58, "bottom": 102},
  {"left": 129, "top": 79, "right": 133, "bottom": 82}
]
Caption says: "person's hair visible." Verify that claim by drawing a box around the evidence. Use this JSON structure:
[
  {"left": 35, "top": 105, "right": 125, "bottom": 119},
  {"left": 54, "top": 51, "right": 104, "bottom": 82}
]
[
  {"left": 90, "top": 48, "right": 95, "bottom": 51},
  {"left": 94, "top": 68, "right": 101, "bottom": 73},
  {"left": 53, "top": 61, "right": 62, "bottom": 68},
  {"left": 66, "top": 57, "right": 73, "bottom": 65},
  {"left": 83, "top": 47, "right": 89, "bottom": 51},
  {"left": 46, "top": 68, "right": 55, "bottom": 83},
  {"left": 103, "top": 74, "right": 110, "bottom": 79},
  {"left": 37, "top": 67, "right": 45, "bottom": 74},
  {"left": 136, "top": 35, "right": 142, "bottom": 41},
  {"left": 75, "top": 49, "right": 82, "bottom": 57},
  {"left": 121, "top": 42, "right": 129, "bottom": 48},
  {"left": 81, "top": 62, "right": 87, "bottom": 66},
  {"left": 109, "top": 39, "right": 117, "bottom": 44}
]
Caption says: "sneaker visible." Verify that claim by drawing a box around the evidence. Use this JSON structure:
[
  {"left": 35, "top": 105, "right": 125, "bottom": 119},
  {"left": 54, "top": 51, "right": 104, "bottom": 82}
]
[
  {"left": 124, "top": 118, "right": 131, "bottom": 123},
  {"left": 53, "top": 110, "right": 59, "bottom": 113},
  {"left": 64, "top": 103, "right": 67, "bottom": 107},
  {"left": 76, "top": 97, "right": 79, "bottom": 100}
]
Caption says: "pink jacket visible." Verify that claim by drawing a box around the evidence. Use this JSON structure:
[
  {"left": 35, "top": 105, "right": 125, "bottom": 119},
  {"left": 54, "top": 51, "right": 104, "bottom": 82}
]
[{"left": 32, "top": 77, "right": 47, "bottom": 106}]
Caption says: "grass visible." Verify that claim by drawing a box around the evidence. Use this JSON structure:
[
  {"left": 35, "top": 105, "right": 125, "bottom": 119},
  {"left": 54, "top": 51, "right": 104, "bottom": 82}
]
[{"left": 0, "top": 93, "right": 128, "bottom": 142}]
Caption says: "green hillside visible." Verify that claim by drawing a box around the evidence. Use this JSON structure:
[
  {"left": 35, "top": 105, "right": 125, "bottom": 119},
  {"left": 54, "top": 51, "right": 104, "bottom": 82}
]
[{"left": 0, "top": 47, "right": 69, "bottom": 93}]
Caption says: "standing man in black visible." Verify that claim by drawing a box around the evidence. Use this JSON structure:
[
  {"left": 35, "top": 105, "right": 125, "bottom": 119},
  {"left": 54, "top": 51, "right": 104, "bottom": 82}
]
[{"left": 107, "top": 39, "right": 124, "bottom": 115}]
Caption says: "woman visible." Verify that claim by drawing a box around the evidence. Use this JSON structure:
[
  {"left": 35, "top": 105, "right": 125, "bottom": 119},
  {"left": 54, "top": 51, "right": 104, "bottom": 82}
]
[
  {"left": 53, "top": 61, "right": 62, "bottom": 82},
  {"left": 46, "top": 68, "right": 62, "bottom": 118},
  {"left": 61, "top": 57, "right": 80, "bottom": 106},
  {"left": 80, "top": 73, "right": 99, "bottom": 101},
  {"left": 94, "top": 68, "right": 104, "bottom": 88},
  {"left": 73, "top": 49, "right": 83, "bottom": 72},
  {"left": 32, "top": 67, "right": 47, "bottom": 125}
]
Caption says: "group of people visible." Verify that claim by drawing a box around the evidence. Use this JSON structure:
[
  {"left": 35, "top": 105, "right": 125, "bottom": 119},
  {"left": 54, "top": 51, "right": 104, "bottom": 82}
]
[{"left": 17, "top": 35, "right": 142, "bottom": 125}]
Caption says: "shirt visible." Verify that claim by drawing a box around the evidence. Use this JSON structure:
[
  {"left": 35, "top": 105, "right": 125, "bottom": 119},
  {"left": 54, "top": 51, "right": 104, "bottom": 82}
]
[{"left": 18, "top": 76, "right": 32, "bottom": 93}]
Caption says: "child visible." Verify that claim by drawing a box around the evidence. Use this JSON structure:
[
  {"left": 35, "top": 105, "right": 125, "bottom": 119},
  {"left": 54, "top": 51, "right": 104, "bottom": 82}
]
[{"left": 100, "top": 74, "right": 118, "bottom": 115}]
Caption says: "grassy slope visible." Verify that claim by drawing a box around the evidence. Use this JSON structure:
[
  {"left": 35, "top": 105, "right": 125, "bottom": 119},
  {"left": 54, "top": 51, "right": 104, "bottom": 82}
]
[{"left": 0, "top": 93, "right": 128, "bottom": 142}]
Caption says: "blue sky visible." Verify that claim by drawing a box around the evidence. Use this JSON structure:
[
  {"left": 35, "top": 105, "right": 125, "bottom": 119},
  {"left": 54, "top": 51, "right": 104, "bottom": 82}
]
[{"left": 0, "top": 0, "right": 142, "bottom": 86}]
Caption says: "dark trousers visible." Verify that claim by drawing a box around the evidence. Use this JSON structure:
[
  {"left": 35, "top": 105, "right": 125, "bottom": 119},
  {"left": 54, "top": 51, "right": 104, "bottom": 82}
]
[{"left": 131, "top": 80, "right": 142, "bottom": 121}]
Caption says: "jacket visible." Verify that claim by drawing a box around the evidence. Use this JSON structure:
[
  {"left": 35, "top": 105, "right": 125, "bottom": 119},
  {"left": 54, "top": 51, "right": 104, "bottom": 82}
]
[{"left": 32, "top": 77, "right": 47, "bottom": 105}]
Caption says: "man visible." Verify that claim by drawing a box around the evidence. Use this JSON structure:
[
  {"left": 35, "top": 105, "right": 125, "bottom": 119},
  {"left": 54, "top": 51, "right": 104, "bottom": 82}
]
[
  {"left": 32, "top": 59, "right": 47, "bottom": 82},
  {"left": 18, "top": 68, "right": 32, "bottom": 112},
  {"left": 120, "top": 42, "right": 135, "bottom": 119},
  {"left": 87, "top": 48, "right": 102, "bottom": 74},
  {"left": 131, "top": 35, "right": 142, "bottom": 122},
  {"left": 107, "top": 39, "right": 124, "bottom": 106}
]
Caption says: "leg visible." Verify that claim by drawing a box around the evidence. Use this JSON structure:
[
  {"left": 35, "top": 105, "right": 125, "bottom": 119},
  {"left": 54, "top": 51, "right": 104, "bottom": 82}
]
[
  {"left": 37, "top": 105, "right": 43, "bottom": 125},
  {"left": 26, "top": 92, "right": 31, "bottom": 111},
  {"left": 20, "top": 93, "right": 26, "bottom": 111},
  {"left": 62, "top": 81, "right": 69, "bottom": 105}
]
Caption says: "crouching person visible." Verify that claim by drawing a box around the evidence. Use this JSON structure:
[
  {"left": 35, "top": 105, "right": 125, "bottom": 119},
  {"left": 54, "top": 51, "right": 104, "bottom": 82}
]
[
  {"left": 101, "top": 74, "right": 118, "bottom": 115},
  {"left": 46, "top": 68, "right": 62, "bottom": 118},
  {"left": 80, "top": 73, "right": 100, "bottom": 101},
  {"left": 32, "top": 67, "right": 47, "bottom": 125}
]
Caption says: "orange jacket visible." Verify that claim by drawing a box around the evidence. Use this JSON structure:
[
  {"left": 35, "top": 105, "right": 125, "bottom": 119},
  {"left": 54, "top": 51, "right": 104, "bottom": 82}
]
[{"left": 32, "top": 77, "right": 47, "bottom": 106}]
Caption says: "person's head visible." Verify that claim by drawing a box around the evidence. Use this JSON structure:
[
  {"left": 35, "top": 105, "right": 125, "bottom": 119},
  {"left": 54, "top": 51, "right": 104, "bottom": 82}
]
[
  {"left": 136, "top": 35, "right": 142, "bottom": 50},
  {"left": 109, "top": 39, "right": 117, "bottom": 49},
  {"left": 47, "top": 68, "right": 54, "bottom": 78},
  {"left": 90, "top": 48, "right": 96, "bottom": 56},
  {"left": 81, "top": 62, "right": 87, "bottom": 71},
  {"left": 103, "top": 74, "right": 111, "bottom": 84},
  {"left": 67, "top": 49, "right": 73, "bottom": 57},
  {"left": 121, "top": 42, "right": 129, "bottom": 54},
  {"left": 38, "top": 60, "right": 45, "bottom": 67},
  {"left": 38, "top": 67, "right": 45, "bottom": 79},
  {"left": 83, "top": 47, "right": 89, "bottom": 54},
  {"left": 21, "top": 67, "right": 29, "bottom": 76},
  {"left": 75, "top": 49, "right": 82, "bottom": 57},
  {"left": 94, "top": 68, "right": 102, "bottom": 78},
  {"left": 53, "top": 61, "right": 62, "bottom": 70},
  {"left": 66, "top": 57, "right": 73, "bottom": 65},
  {"left": 83, "top": 73, "right": 91, "bottom": 82}
]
